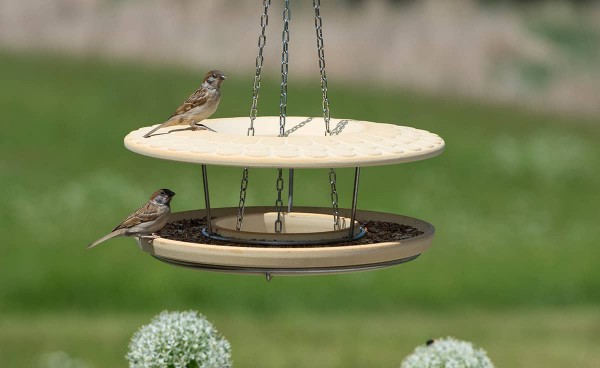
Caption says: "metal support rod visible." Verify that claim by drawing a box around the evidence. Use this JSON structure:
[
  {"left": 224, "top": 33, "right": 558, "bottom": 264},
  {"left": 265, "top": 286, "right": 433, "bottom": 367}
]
[
  {"left": 288, "top": 169, "right": 294, "bottom": 212},
  {"left": 348, "top": 167, "right": 361, "bottom": 238},
  {"left": 201, "top": 164, "right": 213, "bottom": 235}
]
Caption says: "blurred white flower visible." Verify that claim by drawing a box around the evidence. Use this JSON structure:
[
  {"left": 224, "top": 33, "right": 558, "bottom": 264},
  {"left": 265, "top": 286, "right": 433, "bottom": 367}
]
[
  {"left": 126, "top": 311, "right": 232, "bottom": 368},
  {"left": 401, "top": 337, "right": 494, "bottom": 368}
]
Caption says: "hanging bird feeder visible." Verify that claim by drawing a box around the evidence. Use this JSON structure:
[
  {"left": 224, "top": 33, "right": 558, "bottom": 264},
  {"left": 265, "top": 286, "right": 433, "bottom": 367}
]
[{"left": 124, "top": 0, "right": 444, "bottom": 278}]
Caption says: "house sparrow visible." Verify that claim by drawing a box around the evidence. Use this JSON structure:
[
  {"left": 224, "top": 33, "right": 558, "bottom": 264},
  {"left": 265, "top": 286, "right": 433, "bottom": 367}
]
[
  {"left": 143, "top": 70, "right": 226, "bottom": 138},
  {"left": 87, "top": 188, "right": 175, "bottom": 249}
]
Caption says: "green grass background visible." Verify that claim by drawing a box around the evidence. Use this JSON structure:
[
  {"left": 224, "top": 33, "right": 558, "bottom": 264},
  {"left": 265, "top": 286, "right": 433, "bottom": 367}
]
[{"left": 1, "top": 51, "right": 599, "bottom": 367}]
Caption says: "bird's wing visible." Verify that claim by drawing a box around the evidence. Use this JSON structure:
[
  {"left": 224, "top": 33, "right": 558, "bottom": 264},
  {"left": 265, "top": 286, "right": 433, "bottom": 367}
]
[
  {"left": 113, "top": 202, "right": 165, "bottom": 231},
  {"left": 170, "top": 87, "right": 209, "bottom": 118},
  {"left": 143, "top": 87, "right": 212, "bottom": 138}
]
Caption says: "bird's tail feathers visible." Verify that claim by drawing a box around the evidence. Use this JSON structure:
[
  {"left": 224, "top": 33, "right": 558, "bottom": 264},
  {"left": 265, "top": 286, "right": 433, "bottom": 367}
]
[
  {"left": 87, "top": 228, "right": 128, "bottom": 249},
  {"left": 143, "top": 117, "right": 183, "bottom": 138}
]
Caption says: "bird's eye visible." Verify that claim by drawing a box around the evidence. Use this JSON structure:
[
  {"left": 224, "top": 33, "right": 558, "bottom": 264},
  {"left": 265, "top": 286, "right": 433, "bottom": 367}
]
[{"left": 212, "top": 74, "right": 217, "bottom": 78}]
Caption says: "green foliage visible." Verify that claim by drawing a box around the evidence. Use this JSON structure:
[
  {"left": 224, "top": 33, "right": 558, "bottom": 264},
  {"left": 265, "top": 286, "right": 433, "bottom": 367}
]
[
  {"left": 530, "top": 20, "right": 600, "bottom": 62},
  {"left": 0, "top": 51, "right": 599, "bottom": 319},
  {"left": 2, "top": 309, "right": 600, "bottom": 367},
  {"left": 478, "top": 0, "right": 595, "bottom": 5},
  {"left": 516, "top": 61, "right": 554, "bottom": 88}
]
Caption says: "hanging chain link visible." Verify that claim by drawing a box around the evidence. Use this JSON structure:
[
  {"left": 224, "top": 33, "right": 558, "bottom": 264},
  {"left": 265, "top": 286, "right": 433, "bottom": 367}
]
[
  {"left": 273, "top": 0, "right": 290, "bottom": 232},
  {"left": 330, "top": 119, "right": 349, "bottom": 136},
  {"left": 327, "top": 120, "right": 347, "bottom": 230},
  {"left": 238, "top": 0, "right": 271, "bottom": 231},
  {"left": 313, "top": 0, "right": 339, "bottom": 230},
  {"left": 274, "top": 169, "right": 285, "bottom": 233},
  {"left": 283, "top": 117, "right": 313, "bottom": 136},
  {"left": 248, "top": 0, "right": 270, "bottom": 137},
  {"left": 328, "top": 169, "right": 341, "bottom": 230},
  {"left": 313, "top": 0, "right": 331, "bottom": 136},
  {"left": 235, "top": 167, "right": 250, "bottom": 231},
  {"left": 278, "top": 0, "right": 291, "bottom": 137}
]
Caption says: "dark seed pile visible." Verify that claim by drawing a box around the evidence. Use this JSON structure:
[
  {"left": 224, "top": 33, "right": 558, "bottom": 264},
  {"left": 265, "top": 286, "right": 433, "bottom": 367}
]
[{"left": 158, "top": 217, "right": 424, "bottom": 248}]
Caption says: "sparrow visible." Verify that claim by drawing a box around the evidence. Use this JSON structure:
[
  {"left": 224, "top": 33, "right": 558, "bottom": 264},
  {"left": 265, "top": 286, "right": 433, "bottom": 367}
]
[
  {"left": 143, "top": 70, "right": 226, "bottom": 138},
  {"left": 87, "top": 188, "right": 175, "bottom": 249}
]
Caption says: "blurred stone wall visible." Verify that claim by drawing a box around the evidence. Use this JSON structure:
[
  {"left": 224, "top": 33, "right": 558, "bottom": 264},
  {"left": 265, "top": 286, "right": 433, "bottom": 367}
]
[{"left": 1, "top": 0, "right": 599, "bottom": 115}]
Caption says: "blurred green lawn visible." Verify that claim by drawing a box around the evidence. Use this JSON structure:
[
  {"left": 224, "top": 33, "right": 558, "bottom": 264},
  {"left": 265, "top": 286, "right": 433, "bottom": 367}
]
[{"left": 0, "top": 51, "right": 599, "bottom": 367}]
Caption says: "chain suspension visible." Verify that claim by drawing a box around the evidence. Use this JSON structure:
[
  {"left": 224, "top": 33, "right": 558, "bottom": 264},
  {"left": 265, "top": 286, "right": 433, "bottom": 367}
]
[
  {"left": 248, "top": 0, "right": 270, "bottom": 137},
  {"left": 274, "top": 0, "right": 291, "bottom": 232},
  {"left": 278, "top": 0, "right": 291, "bottom": 137},
  {"left": 235, "top": 167, "right": 250, "bottom": 231},
  {"left": 313, "top": 0, "right": 331, "bottom": 135},
  {"left": 238, "top": 0, "right": 270, "bottom": 231},
  {"left": 284, "top": 117, "right": 313, "bottom": 136},
  {"left": 274, "top": 169, "right": 285, "bottom": 233},
  {"left": 329, "top": 168, "right": 341, "bottom": 230},
  {"left": 244, "top": 0, "right": 342, "bottom": 233},
  {"left": 313, "top": 0, "right": 339, "bottom": 230},
  {"left": 331, "top": 119, "right": 349, "bottom": 135},
  {"left": 327, "top": 120, "right": 348, "bottom": 229}
]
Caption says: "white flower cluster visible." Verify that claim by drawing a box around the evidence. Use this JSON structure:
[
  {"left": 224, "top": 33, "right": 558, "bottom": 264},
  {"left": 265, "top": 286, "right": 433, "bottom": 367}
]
[
  {"left": 401, "top": 337, "right": 494, "bottom": 368},
  {"left": 126, "top": 310, "right": 232, "bottom": 368}
]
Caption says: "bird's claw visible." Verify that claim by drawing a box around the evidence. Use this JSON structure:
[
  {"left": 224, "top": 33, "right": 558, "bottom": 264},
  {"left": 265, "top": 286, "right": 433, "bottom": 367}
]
[
  {"left": 138, "top": 233, "right": 161, "bottom": 242},
  {"left": 191, "top": 123, "right": 217, "bottom": 132}
]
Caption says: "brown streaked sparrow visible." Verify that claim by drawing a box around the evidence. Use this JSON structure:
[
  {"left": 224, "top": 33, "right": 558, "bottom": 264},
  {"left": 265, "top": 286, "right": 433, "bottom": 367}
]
[
  {"left": 143, "top": 70, "right": 226, "bottom": 138},
  {"left": 87, "top": 188, "right": 175, "bottom": 249}
]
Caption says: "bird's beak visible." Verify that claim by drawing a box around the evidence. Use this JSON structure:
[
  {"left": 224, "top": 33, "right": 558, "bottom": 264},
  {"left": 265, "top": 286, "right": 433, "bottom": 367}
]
[{"left": 220, "top": 75, "right": 227, "bottom": 80}]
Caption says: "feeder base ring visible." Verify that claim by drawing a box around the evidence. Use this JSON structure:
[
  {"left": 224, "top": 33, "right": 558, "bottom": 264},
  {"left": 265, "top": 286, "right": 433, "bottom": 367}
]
[
  {"left": 136, "top": 206, "right": 435, "bottom": 276},
  {"left": 151, "top": 254, "right": 420, "bottom": 276}
]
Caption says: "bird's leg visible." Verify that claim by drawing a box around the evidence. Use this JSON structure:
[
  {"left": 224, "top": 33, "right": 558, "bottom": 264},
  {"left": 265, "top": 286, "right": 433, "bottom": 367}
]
[
  {"left": 191, "top": 121, "right": 217, "bottom": 132},
  {"left": 185, "top": 118, "right": 213, "bottom": 132}
]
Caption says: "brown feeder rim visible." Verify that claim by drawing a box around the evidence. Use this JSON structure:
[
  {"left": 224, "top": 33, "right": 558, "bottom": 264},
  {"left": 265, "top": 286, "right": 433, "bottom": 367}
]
[{"left": 136, "top": 206, "right": 434, "bottom": 276}]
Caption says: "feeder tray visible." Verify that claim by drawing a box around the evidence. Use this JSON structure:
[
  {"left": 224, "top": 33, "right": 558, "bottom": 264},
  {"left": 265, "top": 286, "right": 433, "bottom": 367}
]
[
  {"left": 208, "top": 211, "right": 365, "bottom": 245},
  {"left": 136, "top": 207, "right": 434, "bottom": 276},
  {"left": 125, "top": 117, "right": 444, "bottom": 168}
]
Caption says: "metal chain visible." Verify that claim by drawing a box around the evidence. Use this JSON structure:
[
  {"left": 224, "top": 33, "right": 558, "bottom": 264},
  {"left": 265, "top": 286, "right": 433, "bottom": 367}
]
[
  {"left": 284, "top": 117, "right": 313, "bottom": 136},
  {"left": 327, "top": 120, "right": 348, "bottom": 230},
  {"left": 235, "top": 167, "right": 250, "bottom": 231},
  {"left": 326, "top": 120, "right": 348, "bottom": 230},
  {"left": 274, "top": 169, "right": 285, "bottom": 233},
  {"left": 238, "top": 0, "right": 270, "bottom": 231},
  {"left": 248, "top": 0, "right": 270, "bottom": 137},
  {"left": 330, "top": 119, "right": 349, "bottom": 136},
  {"left": 313, "top": 0, "right": 331, "bottom": 135},
  {"left": 278, "top": 0, "right": 291, "bottom": 137},
  {"left": 314, "top": 0, "right": 339, "bottom": 230},
  {"left": 273, "top": 0, "right": 290, "bottom": 232},
  {"left": 328, "top": 169, "right": 341, "bottom": 230}
]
